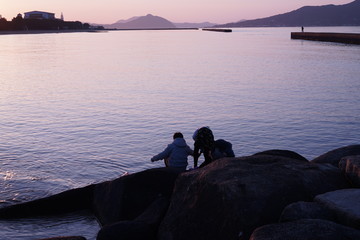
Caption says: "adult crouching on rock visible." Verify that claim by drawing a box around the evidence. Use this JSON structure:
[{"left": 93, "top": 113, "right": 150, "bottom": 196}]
[
  {"left": 193, "top": 126, "right": 215, "bottom": 168},
  {"left": 212, "top": 139, "right": 235, "bottom": 160}
]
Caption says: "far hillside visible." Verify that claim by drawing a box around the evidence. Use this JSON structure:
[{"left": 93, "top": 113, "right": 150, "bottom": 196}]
[
  {"left": 216, "top": 0, "right": 360, "bottom": 27},
  {"left": 105, "top": 14, "right": 176, "bottom": 29}
]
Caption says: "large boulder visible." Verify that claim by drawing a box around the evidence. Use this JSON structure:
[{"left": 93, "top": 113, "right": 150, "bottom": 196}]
[
  {"left": 249, "top": 219, "right": 360, "bottom": 240},
  {"left": 253, "top": 149, "right": 308, "bottom": 162},
  {"left": 0, "top": 168, "right": 181, "bottom": 240},
  {"left": 279, "top": 201, "right": 336, "bottom": 222},
  {"left": 0, "top": 168, "right": 180, "bottom": 226},
  {"left": 314, "top": 188, "right": 360, "bottom": 229},
  {"left": 92, "top": 167, "right": 181, "bottom": 226},
  {"left": 97, "top": 196, "right": 169, "bottom": 240},
  {"left": 158, "top": 155, "right": 349, "bottom": 240},
  {"left": 312, "top": 145, "right": 360, "bottom": 166},
  {"left": 339, "top": 155, "right": 360, "bottom": 187}
]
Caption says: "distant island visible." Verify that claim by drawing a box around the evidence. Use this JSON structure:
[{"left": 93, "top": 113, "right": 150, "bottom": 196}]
[
  {"left": 94, "top": 14, "right": 216, "bottom": 29},
  {"left": 101, "top": 14, "right": 175, "bottom": 29},
  {"left": 216, "top": 0, "right": 360, "bottom": 28},
  {"left": 0, "top": 11, "right": 103, "bottom": 32}
]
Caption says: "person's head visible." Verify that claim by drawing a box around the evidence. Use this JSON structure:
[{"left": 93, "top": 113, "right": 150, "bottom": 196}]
[
  {"left": 173, "top": 132, "right": 184, "bottom": 139},
  {"left": 193, "top": 126, "right": 211, "bottom": 140}
]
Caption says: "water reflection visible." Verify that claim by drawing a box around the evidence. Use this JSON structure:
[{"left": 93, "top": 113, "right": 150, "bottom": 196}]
[{"left": 0, "top": 210, "right": 99, "bottom": 240}]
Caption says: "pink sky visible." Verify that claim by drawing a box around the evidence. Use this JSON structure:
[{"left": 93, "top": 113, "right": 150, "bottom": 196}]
[{"left": 0, "top": 0, "right": 353, "bottom": 24}]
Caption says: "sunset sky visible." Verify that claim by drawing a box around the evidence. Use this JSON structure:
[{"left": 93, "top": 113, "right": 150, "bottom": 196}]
[{"left": 0, "top": 0, "right": 353, "bottom": 24}]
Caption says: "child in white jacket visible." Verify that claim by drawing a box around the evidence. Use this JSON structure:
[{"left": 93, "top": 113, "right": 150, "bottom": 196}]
[{"left": 151, "top": 132, "right": 193, "bottom": 171}]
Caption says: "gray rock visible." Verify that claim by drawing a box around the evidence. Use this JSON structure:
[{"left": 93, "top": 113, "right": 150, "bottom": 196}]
[
  {"left": 312, "top": 145, "right": 360, "bottom": 166},
  {"left": 249, "top": 219, "right": 360, "bottom": 240},
  {"left": 339, "top": 155, "right": 360, "bottom": 187},
  {"left": 158, "top": 155, "right": 349, "bottom": 240},
  {"left": 280, "top": 201, "right": 336, "bottom": 222},
  {"left": 315, "top": 188, "right": 360, "bottom": 229}
]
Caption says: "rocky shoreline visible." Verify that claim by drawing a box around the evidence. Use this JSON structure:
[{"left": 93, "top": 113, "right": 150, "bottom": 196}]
[{"left": 0, "top": 145, "right": 359, "bottom": 240}]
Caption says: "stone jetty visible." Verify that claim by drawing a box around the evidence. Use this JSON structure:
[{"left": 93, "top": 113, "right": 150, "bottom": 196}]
[
  {"left": 202, "top": 28, "right": 232, "bottom": 33},
  {"left": 291, "top": 32, "right": 360, "bottom": 45},
  {"left": 0, "top": 145, "right": 360, "bottom": 240}
]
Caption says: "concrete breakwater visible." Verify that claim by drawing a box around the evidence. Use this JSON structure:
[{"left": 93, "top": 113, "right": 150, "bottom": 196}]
[
  {"left": 291, "top": 32, "right": 360, "bottom": 45},
  {"left": 202, "top": 28, "right": 232, "bottom": 32},
  {"left": 0, "top": 145, "right": 360, "bottom": 240}
]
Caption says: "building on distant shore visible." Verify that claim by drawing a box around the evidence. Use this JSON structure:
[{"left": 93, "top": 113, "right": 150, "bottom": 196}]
[{"left": 24, "top": 11, "right": 55, "bottom": 20}]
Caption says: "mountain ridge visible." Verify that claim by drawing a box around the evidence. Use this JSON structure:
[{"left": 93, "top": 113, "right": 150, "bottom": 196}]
[
  {"left": 94, "top": 1, "right": 360, "bottom": 30},
  {"left": 216, "top": 0, "right": 360, "bottom": 28},
  {"left": 104, "top": 14, "right": 176, "bottom": 29}
]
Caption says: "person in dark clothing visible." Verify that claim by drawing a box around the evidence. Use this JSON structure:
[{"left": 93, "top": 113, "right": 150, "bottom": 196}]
[
  {"left": 192, "top": 127, "right": 215, "bottom": 168},
  {"left": 212, "top": 139, "right": 235, "bottom": 160}
]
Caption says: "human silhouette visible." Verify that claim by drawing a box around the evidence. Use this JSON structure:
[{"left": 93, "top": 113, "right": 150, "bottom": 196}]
[
  {"left": 193, "top": 127, "right": 215, "bottom": 168},
  {"left": 151, "top": 132, "right": 193, "bottom": 171}
]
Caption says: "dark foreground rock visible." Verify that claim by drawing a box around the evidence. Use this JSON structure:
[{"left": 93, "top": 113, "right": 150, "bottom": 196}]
[
  {"left": 0, "top": 167, "right": 181, "bottom": 225},
  {"left": 249, "top": 219, "right": 360, "bottom": 240},
  {"left": 312, "top": 144, "right": 360, "bottom": 166},
  {"left": 97, "top": 196, "right": 169, "bottom": 240},
  {"left": 314, "top": 188, "right": 360, "bottom": 229},
  {"left": 1, "top": 146, "right": 359, "bottom": 240},
  {"left": 92, "top": 167, "right": 181, "bottom": 226},
  {"left": 339, "top": 155, "right": 360, "bottom": 187},
  {"left": 158, "top": 154, "right": 349, "bottom": 240},
  {"left": 253, "top": 149, "right": 308, "bottom": 162},
  {"left": 280, "top": 201, "right": 336, "bottom": 222}
]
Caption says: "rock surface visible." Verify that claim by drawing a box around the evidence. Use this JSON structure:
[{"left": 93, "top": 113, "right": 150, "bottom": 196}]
[
  {"left": 312, "top": 145, "right": 360, "bottom": 166},
  {"left": 249, "top": 219, "right": 360, "bottom": 240},
  {"left": 92, "top": 167, "right": 181, "bottom": 226},
  {"left": 339, "top": 155, "right": 360, "bottom": 187},
  {"left": 158, "top": 154, "right": 349, "bottom": 240},
  {"left": 97, "top": 196, "right": 169, "bottom": 240},
  {"left": 1, "top": 146, "right": 359, "bottom": 240},
  {"left": 279, "top": 201, "right": 336, "bottom": 222},
  {"left": 253, "top": 149, "right": 308, "bottom": 162},
  {"left": 314, "top": 188, "right": 360, "bottom": 229}
]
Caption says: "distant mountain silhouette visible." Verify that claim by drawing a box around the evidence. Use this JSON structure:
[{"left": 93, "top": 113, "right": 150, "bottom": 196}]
[
  {"left": 216, "top": 0, "right": 360, "bottom": 27},
  {"left": 114, "top": 16, "right": 141, "bottom": 24},
  {"left": 106, "top": 14, "right": 176, "bottom": 29}
]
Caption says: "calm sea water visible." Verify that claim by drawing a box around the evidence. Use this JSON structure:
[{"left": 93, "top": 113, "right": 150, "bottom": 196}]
[{"left": 1, "top": 27, "right": 360, "bottom": 239}]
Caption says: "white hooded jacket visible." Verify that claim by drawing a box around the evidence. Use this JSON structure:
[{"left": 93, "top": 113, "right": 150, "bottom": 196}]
[{"left": 151, "top": 138, "right": 193, "bottom": 169}]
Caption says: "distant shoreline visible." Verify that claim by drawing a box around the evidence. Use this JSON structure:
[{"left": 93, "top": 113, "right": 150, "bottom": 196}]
[
  {"left": 0, "top": 29, "right": 107, "bottom": 35},
  {"left": 106, "top": 28, "right": 199, "bottom": 31},
  {"left": 0, "top": 28, "right": 199, "bottom": 36}
]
